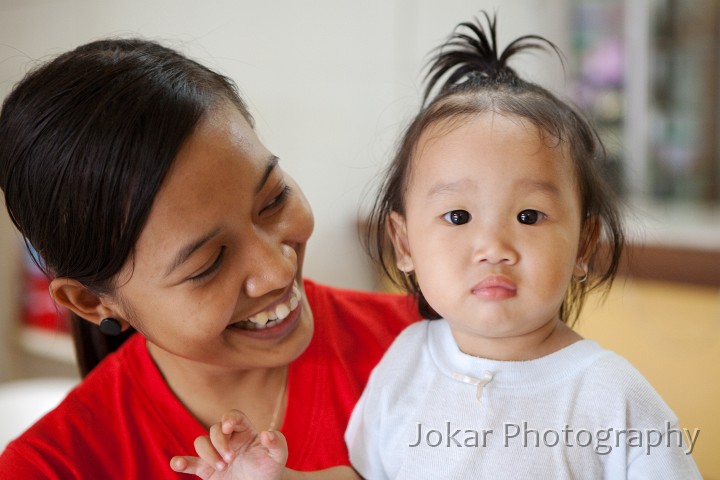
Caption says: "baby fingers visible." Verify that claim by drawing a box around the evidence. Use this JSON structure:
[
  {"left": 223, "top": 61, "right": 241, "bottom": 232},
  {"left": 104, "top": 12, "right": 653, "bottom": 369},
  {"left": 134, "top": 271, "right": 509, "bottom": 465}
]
[
  {"left": 169, "top": 454, "right": 224, "bottom": 478},
  {"left": 195, "top": 434, "right": 230, "bottom": 472},
  {"left": 260, "top": 430, "right": 289, "bottom": 466}
]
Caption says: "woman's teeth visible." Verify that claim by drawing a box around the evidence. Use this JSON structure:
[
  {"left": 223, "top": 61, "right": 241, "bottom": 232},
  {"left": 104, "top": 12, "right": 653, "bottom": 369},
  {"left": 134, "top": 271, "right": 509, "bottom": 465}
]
[{"left": 234, "top": 283, "right": 301, "bottom": 330}]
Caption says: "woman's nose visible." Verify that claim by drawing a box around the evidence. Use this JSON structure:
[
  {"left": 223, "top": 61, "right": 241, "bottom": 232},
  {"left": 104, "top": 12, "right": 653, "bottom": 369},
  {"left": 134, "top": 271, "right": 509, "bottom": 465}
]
[{"left": 243, "top": 237, "right": 297, "bottom": 298}]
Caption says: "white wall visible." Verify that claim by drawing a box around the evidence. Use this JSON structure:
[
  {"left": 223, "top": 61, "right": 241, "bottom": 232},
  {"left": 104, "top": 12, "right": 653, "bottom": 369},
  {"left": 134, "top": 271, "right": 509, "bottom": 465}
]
[{"left": 0, "top": 0, "right": 570, "bottom": 378}]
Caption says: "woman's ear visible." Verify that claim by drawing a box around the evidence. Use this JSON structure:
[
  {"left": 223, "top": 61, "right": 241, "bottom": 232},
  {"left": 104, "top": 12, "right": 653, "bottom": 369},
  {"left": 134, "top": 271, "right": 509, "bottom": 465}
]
[
  {"left": 49, "top": 278, "right": 123, "bottom": 328},
  {"left": 387, "top": 211, "right": 414, "bottom": 273}
]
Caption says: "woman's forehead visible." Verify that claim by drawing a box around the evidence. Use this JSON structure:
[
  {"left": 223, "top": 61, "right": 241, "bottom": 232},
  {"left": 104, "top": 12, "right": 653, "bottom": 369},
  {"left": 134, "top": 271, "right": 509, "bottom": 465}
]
[{"left": 131, "top": 104, "right": 269, "bottom": 265}]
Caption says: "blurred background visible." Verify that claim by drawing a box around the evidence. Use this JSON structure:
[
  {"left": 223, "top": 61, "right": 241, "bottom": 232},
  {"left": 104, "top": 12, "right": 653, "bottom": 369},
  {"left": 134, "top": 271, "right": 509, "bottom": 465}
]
[{"left": 0, "top": 0, "right": 718, "bottom": 476}]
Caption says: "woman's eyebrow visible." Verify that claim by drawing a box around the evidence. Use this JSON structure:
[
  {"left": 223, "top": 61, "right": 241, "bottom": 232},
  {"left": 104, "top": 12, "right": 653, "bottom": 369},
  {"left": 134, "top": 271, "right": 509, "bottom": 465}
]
[
  {"left": 256, "top": 155, "right": 279, "bottom": 193},
  {"left": 165, "top": 227, "right": 222, "bottom": 278}
]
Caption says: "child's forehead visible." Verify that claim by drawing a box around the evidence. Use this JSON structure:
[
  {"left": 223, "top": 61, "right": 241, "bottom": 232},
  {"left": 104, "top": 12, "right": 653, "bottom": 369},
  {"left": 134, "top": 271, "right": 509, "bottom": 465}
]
[
  {"left": 407, "top": 112, "right": 578, "bottom": 191},
  {"left": 421, "top": 111, "right": 540, "bottom": 141},
  {"left": 413, "top": 112, "right": 567, "bottom": 164}
]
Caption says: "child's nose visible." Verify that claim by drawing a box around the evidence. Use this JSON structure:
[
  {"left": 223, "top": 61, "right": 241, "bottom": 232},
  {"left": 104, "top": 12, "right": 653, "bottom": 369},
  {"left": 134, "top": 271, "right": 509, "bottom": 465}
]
[{"left": 471, "top": 227, "right": 519, "bottom": 265}]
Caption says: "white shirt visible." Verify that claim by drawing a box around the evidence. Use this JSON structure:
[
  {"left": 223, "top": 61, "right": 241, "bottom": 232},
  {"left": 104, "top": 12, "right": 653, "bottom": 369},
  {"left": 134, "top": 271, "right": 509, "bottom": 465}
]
[{"left": 346, "top": 320, "right": 702, "bottom": 479}]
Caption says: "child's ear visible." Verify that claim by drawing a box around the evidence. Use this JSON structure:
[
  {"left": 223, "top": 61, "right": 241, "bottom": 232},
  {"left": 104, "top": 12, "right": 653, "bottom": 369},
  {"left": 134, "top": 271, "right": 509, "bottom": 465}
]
[
  {"left": 387, "top": 211, "right": 414, "bottom": 273},
  {"left": 49, "top": 277, "right": 127, "bottom": 329},
  {"left": 575, "top": 214, "right": 601, "bottom": 273}
]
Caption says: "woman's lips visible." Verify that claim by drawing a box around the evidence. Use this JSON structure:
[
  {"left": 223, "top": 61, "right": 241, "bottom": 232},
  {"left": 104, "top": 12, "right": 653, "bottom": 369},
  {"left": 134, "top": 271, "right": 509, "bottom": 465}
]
[
  {"left": 229, "top": 281, "right": 301, "bottom": 331},
  {"left": 227, "top": 302, "right": 303, "bottom": 341},
  {"left": 471, "top": 276, "right": 517, "bottom": 300}
]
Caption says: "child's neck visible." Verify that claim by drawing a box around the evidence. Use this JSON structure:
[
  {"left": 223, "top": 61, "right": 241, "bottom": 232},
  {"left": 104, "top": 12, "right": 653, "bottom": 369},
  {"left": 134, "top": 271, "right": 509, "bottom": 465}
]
[{"left": 453, "top": 320, "right": 583, "bottom": 362}]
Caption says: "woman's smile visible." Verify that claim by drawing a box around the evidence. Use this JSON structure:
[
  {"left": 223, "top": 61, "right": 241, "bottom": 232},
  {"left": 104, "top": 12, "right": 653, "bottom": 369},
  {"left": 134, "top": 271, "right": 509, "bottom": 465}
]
[
  {"left": 237, "top": 281, "right": 301, "bottom": 328},
  {"left": 229, "top": 281, "right": 302, "bottom": 332}
]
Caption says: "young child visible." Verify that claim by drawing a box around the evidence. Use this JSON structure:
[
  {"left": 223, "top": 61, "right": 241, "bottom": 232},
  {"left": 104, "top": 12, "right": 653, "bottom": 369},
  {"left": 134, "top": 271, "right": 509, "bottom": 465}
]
[{"left": 172, "top": 12, "right": 702, "bottom": 479}]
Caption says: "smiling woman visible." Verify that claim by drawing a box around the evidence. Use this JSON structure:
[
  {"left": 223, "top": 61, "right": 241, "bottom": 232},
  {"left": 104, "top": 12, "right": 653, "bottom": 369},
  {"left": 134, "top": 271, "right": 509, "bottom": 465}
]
[
  {"left": 0, "top": 38, "right": 419, "bottom": 478},
  {"left": 90, "top": 102, "right": 317, "bottom": 425}
]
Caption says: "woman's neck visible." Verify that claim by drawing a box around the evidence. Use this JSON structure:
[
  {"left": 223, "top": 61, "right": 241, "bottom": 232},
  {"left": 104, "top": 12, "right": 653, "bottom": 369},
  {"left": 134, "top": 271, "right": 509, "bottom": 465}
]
[{"left": 146, "top": 341, "right": 288, "bottom": 430}]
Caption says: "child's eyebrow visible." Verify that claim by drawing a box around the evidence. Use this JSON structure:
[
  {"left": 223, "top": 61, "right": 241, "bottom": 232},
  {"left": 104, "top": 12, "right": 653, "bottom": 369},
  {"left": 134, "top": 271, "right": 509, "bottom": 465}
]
[
  {"left": 425, "top": 178, "right": 560, "bottom": 199},
  {"left": 516, "top": 179, "right": 561, "bottom": 197},
  {"left": 426, "top": 178, "right": 474, "bottom": 199}
]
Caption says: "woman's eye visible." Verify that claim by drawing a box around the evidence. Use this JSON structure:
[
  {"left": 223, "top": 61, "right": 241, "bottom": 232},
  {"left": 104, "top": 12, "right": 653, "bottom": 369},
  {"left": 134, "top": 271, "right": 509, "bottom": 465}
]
[
  {"left": 517, "top": 209, "right": 544, "bottom": 225},
  {"left": 188, "top": 247, "right": 226, "bottom": 282},
  {"left": 442, "top": 210, "right": 471, "bottom": 225},
  {"left": 261, "top": 185, "right": 291, "bottom": 214}
]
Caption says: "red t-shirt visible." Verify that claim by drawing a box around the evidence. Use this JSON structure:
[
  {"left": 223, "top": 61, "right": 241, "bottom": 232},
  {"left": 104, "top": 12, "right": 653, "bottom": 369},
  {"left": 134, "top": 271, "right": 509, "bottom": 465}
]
[{"left": 0, "top": 279, "right": 418, "bottom": 478}]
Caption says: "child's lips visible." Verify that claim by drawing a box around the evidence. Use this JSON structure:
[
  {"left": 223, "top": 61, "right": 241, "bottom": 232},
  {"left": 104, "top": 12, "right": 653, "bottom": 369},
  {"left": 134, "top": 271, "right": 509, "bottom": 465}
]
[{"left": 472, "top": 276, "right": 517, "bottom": 300}]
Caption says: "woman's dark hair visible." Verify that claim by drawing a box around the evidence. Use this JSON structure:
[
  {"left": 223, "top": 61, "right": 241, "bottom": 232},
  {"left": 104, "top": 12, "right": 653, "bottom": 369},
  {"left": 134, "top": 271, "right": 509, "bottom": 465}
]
[
  {"left": 0, "top": 38, "right": 253, "bottom": 377},
  {"left": 365, "top": 12, "right": 624, "bottom": 324}
]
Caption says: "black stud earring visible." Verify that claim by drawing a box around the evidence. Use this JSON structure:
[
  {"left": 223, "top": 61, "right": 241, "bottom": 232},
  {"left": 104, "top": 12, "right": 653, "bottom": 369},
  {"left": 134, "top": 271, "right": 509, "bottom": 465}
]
[{"left": 99, "top": 317, "right": 122, "bottom": 336}]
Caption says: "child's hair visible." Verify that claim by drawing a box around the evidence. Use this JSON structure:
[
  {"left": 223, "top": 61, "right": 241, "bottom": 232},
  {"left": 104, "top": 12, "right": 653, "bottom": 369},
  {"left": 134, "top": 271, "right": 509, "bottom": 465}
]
[
  {"left": 365, "top": 12, "right": 624, "bottom": 324},
  {"left": 0, "top": 38, "right": 252, "bottom": 376}
]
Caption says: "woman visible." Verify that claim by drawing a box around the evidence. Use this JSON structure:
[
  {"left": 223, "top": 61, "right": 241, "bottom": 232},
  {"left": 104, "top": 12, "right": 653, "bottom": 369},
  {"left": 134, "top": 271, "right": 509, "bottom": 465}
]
[{"left": 0, "top": 38, "right": 418, "bottom": 478}]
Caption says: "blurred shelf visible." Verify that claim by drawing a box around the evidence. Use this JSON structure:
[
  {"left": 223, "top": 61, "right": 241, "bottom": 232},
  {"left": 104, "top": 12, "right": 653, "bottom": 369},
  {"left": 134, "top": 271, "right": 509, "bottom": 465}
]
[
  {"left": 621, "top": 200, "right": 720, "bottom": 287},
  {"left": 626, "top": 199, "right": 720, "bottom": 251},
  {"left": 18, "top": 327, "right": 75, "bottom": 365}
]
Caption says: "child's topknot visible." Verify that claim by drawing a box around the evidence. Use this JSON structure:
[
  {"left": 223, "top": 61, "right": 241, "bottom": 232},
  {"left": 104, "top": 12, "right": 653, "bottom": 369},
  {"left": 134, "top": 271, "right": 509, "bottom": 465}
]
[{"left": 423, "top": 11, "right": 564, "bottom": 105}]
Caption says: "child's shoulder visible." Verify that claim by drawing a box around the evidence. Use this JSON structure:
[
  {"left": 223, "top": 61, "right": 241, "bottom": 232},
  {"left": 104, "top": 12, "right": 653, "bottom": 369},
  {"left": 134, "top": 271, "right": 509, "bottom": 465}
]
[
  {"left": 368, "top": 320, "right": 435, "bottom": 374},
  {"left": 584, "top": 346, "right": 658, "bottom": 391},
  {"left": 578, "top": 343, "right": 678, "bottom": 424},
  {"left": 382, "top": 319, "right": 433, "bottom": 355}
]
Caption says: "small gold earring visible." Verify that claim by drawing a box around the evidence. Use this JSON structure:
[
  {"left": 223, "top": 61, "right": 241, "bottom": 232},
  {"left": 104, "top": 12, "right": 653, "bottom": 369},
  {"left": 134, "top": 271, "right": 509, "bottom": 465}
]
[
  {"left": 574, "top": 270, "right": 588, "bottom": 284},
  {"left": 397, "top": 265, "right": 413, "bottom": 277},
  {"left": 574, "top": 261, "right": 588, "bottom": 284}
]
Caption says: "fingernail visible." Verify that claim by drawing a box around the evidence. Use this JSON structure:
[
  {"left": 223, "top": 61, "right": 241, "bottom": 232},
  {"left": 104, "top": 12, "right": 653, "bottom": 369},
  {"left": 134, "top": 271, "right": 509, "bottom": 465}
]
[{"left": 216, "top": 461, "right": 226, "bottom": 471}]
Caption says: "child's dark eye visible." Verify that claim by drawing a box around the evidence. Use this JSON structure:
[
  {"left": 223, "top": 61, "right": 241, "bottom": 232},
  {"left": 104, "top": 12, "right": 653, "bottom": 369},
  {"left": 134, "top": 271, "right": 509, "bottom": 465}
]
[
  {"left": 442, "top": 210, "right": 471, "bottom": 225},
  {"left": 517, "top": 209, "right": 544, "bottom": 225}
]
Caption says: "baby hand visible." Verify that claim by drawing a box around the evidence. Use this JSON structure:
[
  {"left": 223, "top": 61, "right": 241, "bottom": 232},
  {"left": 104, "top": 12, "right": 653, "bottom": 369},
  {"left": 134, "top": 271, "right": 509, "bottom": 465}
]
[{"left": 170, "top": 410, "right": 288, "bottom": 480}]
